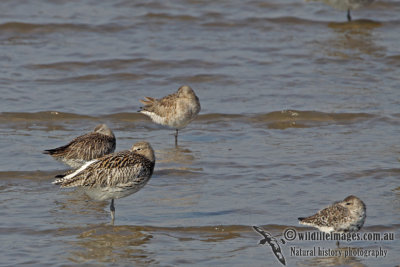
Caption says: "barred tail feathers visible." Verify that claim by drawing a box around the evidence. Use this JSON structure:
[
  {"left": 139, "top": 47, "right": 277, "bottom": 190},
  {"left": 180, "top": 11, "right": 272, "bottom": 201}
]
[{"left": 139, "top": 97, "right": 157, "bottom": 112}]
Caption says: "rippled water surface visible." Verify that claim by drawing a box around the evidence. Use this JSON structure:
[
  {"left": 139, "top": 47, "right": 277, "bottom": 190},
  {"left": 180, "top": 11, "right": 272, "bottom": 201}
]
[{"left": 1, "top": 0, "right": 399, "bottom": 266}]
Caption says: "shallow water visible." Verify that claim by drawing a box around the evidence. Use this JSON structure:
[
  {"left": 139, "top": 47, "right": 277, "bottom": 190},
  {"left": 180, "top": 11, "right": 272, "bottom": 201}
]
[{"left": 1, "top": 0, "right": 399, "bottom": 266}]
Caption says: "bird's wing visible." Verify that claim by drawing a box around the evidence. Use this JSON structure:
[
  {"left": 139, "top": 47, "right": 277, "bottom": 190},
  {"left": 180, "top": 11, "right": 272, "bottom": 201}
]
[
  {"left": 44, "top": 133, "right": 93, "bottom": 157},
  {"left": 53, "top": 151, "right": 153, "bottom": 188},
  {"left": 55, "top": 133, "right": 114, "bottom": 160},
  {"left": 253, "top": 226, "right": 269, "bottom": 238},
  {"left": 300, "top": 204, "right": 349, "bottom": 227},
  {"left": 139, "top": 92, "right": 178, "bottom": 116},
  {"left": 252, "top": 226, "right": 286, "bottom": 265}
]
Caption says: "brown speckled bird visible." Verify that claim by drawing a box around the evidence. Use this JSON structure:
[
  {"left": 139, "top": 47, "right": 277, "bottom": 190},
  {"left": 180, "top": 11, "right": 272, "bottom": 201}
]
[
  {"left": 139, "top": 85, "right": 201, "bottom": 145},
  {"left": 298, "top": 195, "right": 366, "bottom": 233},
  {"left": 44, "top": 124, "right": 116, "bottom": 168},
  {"left": 53, "top": 141, "right": 155, "bottom": 223}
]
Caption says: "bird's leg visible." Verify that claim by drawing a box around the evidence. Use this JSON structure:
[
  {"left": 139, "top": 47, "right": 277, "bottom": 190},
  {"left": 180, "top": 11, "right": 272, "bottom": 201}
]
[
  {"left": 347, "top": 9, "right": 352, "bottom": 22},
  {"left": 174, "top": 129, "right": 178, "bottom": 146},
  {"left": 110, "top": 199, "right": 115, "bottom": 224},
  {"left": 336, "top": 240, "right": 340, "bottom": 247}
]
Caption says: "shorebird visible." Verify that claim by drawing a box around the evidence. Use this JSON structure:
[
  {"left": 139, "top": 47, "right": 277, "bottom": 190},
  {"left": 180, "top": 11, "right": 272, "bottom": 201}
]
[
  {"left": 307, "top": 0, "right": 374, "bottom": 21},
  {"left": 44, "top": 124, "right": 116, "bottom": 168},
  {"left": 139, "top": 85, "right": 201, "bottom": 145},
  {"left": 298, "top": 195, "right": 366, "bottom": 234},
  {"left": 53, "top": 141, "right": 155, "bottom": 223}
]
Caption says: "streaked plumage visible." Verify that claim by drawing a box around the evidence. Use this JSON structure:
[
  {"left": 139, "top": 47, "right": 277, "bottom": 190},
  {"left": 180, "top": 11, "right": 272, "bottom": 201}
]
[
  {"left": 307, "top": 0, "right": 374, "bottom": 21},
  {"left": 44, "top": 124, "right": 116, "bottom": 168},
  {"left": 53, "top": 141, "right": 155, "bottom": 222},
  {"left": 298, "top": 195, "right": 366, "bottom": 233},
  {"left": 139, "top": 85, "right": 201, "bottom": 145}
]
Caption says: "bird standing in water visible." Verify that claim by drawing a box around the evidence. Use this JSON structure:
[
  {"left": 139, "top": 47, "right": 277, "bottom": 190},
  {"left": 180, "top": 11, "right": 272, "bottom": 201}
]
[
  {"left": 298, "top": 195, "right": 366, "bottom": 245},
  {"left": 139, "top": 85, "right": 201, "bottom": 146},
  {"left": 44, "top": 124, "right": 116, "bottom": 168},
  {"left": 53, "top": 141, "right": 155, "bottom": 224}
]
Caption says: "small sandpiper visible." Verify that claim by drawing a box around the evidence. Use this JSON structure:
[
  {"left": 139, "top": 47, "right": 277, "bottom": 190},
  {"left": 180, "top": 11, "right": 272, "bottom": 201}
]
[
  {"left": 53, "top": 141, "right": 155, "bottom": 223},
  {"left": 298, "top": 195, "right": 366, "bottom": 234},
  {"left": 139, "top": 85, "right": 201, "bottom": 145},
  {"left": 44, "top": 124, "right": 116, "bottom": 168},
  {"left": 307, "top": 0, "right": 374, "bottom": 21}
]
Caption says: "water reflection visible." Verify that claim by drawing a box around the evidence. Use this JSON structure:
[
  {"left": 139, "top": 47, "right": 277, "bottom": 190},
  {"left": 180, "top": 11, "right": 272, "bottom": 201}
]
[
  {"left": 65, "top": 224, "right": 244, "bottom": 265},
  {"left": 251, "top": 110, "right": 373, "bottom": 130},
  {"left": 157, "top": 144, "right": 196, "bottom": 165},
  {"left": 324, "top": 20, "right": 384, "bottom": 59},
  {"left": 51, "top": 189, "right": 109, "bottom": 224},
  {"left": 52, "top": 192, "right": 156, "bottom": 264},
  {"left": 68, "top": 225, "right": 155, "bottom": 265}
]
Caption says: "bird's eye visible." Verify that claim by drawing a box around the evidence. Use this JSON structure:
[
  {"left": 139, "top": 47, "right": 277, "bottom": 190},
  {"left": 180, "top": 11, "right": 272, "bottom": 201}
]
[
  {"left": 137, "top": 148, "right": 141, "bottom": 151},
  {"left": 346, "top": 202, "right": 351, "bottom": 205}
]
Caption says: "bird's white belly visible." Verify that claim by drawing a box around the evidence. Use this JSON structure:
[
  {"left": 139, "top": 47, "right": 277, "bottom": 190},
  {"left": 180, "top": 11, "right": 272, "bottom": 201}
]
[
  {"left": 142, "top": 110, "right": 194, "bottom": 129},
  {"left": 84, "top": 186, "right": 142, "bottom": 201}
]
